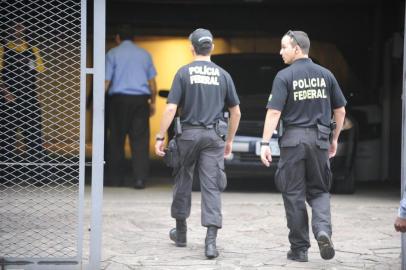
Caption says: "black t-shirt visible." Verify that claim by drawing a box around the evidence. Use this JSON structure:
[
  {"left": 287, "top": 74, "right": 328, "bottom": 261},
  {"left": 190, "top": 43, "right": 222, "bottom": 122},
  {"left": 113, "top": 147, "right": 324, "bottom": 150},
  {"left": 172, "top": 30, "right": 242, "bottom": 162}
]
[
  {"left": 167, "top": 60, "right": 240, "bottom": 126},
  {"left": 266, "top": 58, "right": 347, "bottom": 128}
]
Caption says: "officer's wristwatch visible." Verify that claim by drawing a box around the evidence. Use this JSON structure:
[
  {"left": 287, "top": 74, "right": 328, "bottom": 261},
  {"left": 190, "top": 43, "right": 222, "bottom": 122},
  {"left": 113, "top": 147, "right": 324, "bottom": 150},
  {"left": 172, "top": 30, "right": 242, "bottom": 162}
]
[
  {"left": 155, "top": 134, "right": 165, "bottom": 141},
  {"left": 260, "top": 141, "right": 269, "bottom": 146}
]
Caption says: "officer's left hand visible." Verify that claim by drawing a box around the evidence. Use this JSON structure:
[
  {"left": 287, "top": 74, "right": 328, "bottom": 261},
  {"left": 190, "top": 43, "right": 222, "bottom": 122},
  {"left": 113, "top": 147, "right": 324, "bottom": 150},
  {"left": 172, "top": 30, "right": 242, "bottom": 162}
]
[
  {"left": 394, "top": 217, "right": 406, "bottom": 232},
  {"left": 149, "top": 103, "right": 156, "bottom": 117},
  {"left": 224, "top": 141, "right": 233, "bottom": 158},
  {"left": 329, "top": 140, "right": 338, "bottom": 158},
  {"left": 155, "top": 140, "right": 165, "bottom": 157},
  {"left": 260, "top": 145, "right": 272, "bottom": 167}
]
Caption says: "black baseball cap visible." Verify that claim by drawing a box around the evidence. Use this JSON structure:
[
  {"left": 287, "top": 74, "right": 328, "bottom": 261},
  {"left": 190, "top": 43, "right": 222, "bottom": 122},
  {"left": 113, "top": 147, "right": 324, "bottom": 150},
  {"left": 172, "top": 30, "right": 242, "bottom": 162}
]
[{"left": 189, "top": 28, "right": 213, "bottom": 50}]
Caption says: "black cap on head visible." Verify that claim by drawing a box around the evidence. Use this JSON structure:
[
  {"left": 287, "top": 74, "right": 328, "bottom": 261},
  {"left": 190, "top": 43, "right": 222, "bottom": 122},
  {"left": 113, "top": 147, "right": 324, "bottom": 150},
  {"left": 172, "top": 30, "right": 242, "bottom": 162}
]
[{"left": 189, "top": 28, "right": 213, "bottom": 55}]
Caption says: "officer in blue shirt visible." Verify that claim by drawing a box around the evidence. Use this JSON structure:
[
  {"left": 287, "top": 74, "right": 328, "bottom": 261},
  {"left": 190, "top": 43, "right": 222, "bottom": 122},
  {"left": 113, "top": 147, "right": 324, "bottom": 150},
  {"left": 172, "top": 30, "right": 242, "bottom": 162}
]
[
  {"left": 105, "top": 29, "right": 157, "bottom": 189},
  {"left": 395, "top": 190, "right": 406, "bottom": 232}
]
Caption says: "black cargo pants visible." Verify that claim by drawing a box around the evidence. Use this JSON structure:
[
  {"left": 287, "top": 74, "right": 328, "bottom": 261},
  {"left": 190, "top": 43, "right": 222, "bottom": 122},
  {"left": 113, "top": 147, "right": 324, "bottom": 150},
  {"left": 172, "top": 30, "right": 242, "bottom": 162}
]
[
  {"left": 107, "top": 94, "right": 150, "bottom": 185},
  {"left": 171, "top": 128, "right": 227, "bottom": 228},
  {"left": 274, "top": 126, "right": 333, "bottom": 252}
]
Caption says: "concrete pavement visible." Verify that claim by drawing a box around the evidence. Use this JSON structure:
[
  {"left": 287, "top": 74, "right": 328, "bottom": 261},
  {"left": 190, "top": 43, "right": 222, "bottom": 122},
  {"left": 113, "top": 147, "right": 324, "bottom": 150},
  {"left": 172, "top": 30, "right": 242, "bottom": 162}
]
[{"left": 85, "top": 178, "right": 402, "bottom": 270}]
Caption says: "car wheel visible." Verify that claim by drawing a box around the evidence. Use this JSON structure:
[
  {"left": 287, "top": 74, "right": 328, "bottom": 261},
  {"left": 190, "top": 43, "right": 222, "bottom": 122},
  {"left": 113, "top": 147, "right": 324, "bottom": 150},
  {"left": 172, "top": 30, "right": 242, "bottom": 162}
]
[{"left": 332, "top": 169, "right": 355, "bottom": 194}]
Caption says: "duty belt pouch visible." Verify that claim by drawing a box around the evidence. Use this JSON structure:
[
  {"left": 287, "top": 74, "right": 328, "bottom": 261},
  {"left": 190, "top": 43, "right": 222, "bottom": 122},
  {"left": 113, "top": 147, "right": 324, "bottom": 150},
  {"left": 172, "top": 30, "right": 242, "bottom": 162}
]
[
  {"left": 163, "top": 138, "right": 180, "bottom": 168},
  {"left": 317, "top": 124, "right": 331, "bottom": 141},
  {"left": 214, "top": 119, "right": 228, "bottom": 141}
]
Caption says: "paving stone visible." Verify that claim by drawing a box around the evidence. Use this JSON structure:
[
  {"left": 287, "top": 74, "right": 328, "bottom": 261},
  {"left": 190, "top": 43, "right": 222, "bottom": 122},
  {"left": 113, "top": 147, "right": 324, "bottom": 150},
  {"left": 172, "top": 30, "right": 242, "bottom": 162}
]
[{"left": 83, "top": 179, "right": 402, "bottom": 269}]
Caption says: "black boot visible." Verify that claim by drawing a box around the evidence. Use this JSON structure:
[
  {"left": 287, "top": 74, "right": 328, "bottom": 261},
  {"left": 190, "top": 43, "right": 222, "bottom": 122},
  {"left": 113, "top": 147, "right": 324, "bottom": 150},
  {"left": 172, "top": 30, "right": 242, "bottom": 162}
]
[
  {"left": 205, "top": 226, "right": 219, "bottom": 259},
  {"left": 169, "top": 219, "right": 187, "bottom": 247}
]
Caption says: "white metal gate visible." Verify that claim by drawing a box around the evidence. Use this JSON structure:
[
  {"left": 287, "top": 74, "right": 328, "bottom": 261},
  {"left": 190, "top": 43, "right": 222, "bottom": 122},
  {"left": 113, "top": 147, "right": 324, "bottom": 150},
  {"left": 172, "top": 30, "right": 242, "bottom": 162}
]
[{"left": 0, "top": 0, "right": 92, "bottom": 269}]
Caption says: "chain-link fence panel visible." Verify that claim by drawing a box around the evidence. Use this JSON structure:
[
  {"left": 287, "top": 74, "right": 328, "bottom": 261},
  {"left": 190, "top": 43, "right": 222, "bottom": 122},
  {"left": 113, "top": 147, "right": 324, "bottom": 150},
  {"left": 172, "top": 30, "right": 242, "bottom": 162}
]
[{"left": 0, "top": 0, "right": 84, "bottom": 266}]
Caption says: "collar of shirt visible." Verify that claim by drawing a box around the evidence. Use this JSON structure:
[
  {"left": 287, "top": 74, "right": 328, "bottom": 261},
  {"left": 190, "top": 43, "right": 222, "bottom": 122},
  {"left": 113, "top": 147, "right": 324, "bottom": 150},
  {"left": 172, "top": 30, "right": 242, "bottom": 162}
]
[
  {"left": 292, "top": 58, "right": 312, "bottom": 65},
  {"left": 121, "top": 40, "right": 136, "bottom": 47}
]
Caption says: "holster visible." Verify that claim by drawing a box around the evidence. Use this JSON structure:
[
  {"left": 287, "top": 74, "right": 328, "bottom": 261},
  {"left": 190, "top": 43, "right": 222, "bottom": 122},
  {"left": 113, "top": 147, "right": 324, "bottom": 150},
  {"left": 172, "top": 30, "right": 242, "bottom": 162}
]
[
  {"left": 317, "top": 124, "right": 331, "bottom": 141},
  {"left": 214, "top": 119, "right": 228, "bottom": 141},
  {"left": 163, "top": 138, "right": 180, "bottom": 168}
]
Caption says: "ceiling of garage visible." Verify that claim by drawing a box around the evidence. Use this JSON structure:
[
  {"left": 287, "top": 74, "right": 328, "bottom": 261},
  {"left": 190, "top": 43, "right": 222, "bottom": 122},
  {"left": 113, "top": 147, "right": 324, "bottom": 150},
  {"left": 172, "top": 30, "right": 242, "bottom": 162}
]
[
  {"left": 97, "top": 0, "right": 404, "bottom": 98},
  {"left": 109, "top": 0, "right": 373, "bottom": 4}
]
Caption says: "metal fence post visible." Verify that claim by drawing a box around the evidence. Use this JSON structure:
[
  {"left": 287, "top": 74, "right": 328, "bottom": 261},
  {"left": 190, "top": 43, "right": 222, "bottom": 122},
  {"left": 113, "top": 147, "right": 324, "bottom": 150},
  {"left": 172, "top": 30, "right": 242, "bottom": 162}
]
[
  {"left": 402, "top": 3, "right": 406, "bottom": 269},
  {"left": 89, "top": 0, "right": 106, "bottom": 269}
]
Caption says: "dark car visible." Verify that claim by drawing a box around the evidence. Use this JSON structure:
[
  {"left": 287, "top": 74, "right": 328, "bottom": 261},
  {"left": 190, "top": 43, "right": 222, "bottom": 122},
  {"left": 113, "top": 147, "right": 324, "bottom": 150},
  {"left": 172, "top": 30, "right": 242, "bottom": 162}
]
[{"left": 191, "top": 53, "right": 357, "bottom": 193}]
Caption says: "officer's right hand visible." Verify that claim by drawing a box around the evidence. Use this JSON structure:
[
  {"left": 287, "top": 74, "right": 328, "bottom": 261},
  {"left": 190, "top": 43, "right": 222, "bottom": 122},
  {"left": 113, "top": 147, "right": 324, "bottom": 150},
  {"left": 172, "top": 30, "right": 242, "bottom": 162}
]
[
  {"left": 394, "top": 216, "right": 406, "bottom": 232},
  {"left": 260, "top": 145, "right": 272, "bottom": 167},
  {"left": 224, "top": 141, "right": 232, "bottom": 158},
  {"left": 155, "top": 140, "right": 166, "bottom": 157}
]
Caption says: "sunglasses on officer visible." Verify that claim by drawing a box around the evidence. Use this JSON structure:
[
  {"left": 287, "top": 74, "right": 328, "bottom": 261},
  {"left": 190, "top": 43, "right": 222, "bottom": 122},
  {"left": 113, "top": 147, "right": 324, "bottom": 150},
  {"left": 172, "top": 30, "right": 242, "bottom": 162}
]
[{"left": 285, "top": 30, "right": 302, "bottom": 48}]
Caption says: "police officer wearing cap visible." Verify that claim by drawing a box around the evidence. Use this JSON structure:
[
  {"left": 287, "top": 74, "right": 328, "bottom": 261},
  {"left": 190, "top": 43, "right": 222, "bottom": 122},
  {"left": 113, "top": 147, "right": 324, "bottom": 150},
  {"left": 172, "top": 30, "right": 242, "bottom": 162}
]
[
  {"left": 155, "top": 28, "right": 241, "bottom": 259},
  {"left": 260, "top": 30, "right": 346, "bottom": 262}
]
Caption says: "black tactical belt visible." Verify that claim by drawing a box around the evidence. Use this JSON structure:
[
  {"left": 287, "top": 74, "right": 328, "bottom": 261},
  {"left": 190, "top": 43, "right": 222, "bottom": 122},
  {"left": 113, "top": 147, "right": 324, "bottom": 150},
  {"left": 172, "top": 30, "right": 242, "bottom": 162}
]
[{"left": 182, "top": 124, "right": 214, "bottom": 130}]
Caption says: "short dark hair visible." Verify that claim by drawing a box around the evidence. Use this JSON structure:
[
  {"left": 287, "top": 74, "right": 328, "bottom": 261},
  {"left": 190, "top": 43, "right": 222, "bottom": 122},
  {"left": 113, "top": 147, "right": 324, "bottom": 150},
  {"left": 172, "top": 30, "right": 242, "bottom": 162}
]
[
  {"left": 193, "top": 43, "right": 213, "bottom": 56},
  {"left": 116, "top": 26, "right": 134, "bottom": 41},
  {"left": 285, "top": 30, "right": 310, "bottom": 54}
]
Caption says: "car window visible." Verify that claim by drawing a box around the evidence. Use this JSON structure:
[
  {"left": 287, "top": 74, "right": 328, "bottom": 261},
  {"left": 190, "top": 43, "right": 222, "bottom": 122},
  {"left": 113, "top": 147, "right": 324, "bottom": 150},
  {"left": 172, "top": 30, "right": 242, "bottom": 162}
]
[{"left": 212, "top": 53, "right": 286, "bottom": 96}]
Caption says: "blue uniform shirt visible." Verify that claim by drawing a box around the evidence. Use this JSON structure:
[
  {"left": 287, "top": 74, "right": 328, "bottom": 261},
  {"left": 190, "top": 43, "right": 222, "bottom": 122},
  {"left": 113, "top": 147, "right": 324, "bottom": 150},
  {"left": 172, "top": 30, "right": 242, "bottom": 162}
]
[
  {"left": 399, "top": 190, "right": 406, "bottom": 218},
  {"left": 105, "top": 40, "right": 157, "bottom": 96}
]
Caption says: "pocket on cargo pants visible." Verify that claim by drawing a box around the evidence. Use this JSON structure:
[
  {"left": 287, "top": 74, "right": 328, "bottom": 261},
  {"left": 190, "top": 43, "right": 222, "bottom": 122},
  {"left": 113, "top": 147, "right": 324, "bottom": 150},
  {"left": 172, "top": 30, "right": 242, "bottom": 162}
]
[{"left": 274, "top": 162, "right": 288, "bottom": 193}]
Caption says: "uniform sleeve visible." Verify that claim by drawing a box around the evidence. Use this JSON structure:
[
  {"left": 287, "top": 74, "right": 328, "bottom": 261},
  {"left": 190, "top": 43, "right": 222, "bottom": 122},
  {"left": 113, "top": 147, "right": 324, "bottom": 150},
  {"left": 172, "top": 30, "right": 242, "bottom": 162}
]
[
  {"left": 399, "top": 192, "right": 406, "bottom": 218},
  {"left": 266, "top": 76, "right": 287, "bottom": 111},
  {"left": 146, "top": 53, "right": 157, "bottom": 80},
  {"left": 329, "top": 74, "right": 347, "bottom": 109},
  {"left": 167, "top": 71, "right": 183, "bottom": 105},
  {"left": 225, "top": 73, "right": 240, "bottom": 107},
  {"left": 105, "top": 51, "right": 114, "bottom": 81},
  {"left": 32, "top": 46, "right": 45, "bottom": 73}
]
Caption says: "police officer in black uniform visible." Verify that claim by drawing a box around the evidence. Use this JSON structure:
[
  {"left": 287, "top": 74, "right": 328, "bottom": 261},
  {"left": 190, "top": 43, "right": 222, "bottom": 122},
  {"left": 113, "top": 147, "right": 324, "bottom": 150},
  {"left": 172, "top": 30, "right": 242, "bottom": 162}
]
[
  {"left": 0, "top": 22, "right": 45, "bottom": 164},
  {"left": 260, "top": 30, "right": 346, "bottom": 262},
  {"left": 155, "top": 28, "right": 241, "bottom": 259}
]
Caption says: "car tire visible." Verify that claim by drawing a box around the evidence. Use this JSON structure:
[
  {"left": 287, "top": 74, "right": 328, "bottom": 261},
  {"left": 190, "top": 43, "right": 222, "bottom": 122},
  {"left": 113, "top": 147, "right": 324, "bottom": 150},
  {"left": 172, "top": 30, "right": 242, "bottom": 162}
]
[{"left": 332, "top": 169, "right": 355, "bottom": 194}]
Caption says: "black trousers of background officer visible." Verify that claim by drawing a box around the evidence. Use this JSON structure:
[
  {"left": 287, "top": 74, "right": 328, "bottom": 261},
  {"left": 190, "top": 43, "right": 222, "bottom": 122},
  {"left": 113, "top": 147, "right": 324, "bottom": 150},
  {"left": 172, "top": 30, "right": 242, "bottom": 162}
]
[
  {"left": 106, "top": 94, "right": 150, "bottom": 186},
  {"left": 0, "top": 92, "right": 44, "bottom": 163},
  {"left": 275, "top": 127, "right": 332, "bottom": 252},
  {"left": 171, "top": 127, "right": 227, "bottom": 227}
]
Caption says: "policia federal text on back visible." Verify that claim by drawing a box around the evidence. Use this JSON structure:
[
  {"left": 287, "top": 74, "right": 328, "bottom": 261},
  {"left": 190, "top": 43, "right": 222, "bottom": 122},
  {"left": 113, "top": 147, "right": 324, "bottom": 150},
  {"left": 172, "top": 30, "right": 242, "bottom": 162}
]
[
  {"left": 155, "top": 28, "right": 241, "bottom": 259},
  {"left": 260, "top": 30, "right": 346, "bottom": 262}
]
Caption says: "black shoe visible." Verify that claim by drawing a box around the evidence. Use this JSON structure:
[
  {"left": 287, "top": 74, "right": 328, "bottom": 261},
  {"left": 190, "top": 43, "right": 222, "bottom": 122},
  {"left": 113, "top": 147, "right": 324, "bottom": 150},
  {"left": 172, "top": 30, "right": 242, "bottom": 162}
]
[
  {"left": 169, "top": 219, "right": 187, "bottom": 247},
  {"left": 205, "top": 226, "right": 219, "bottom": 259},
  {"left": 287, "top": 249, "right": 308, "bottom": 262},
  {"left": 134, "top": 179, "right": 145, "bottom": 189},
  {"left": 316, "top": 231, "right": 335, "bottom": 260}
]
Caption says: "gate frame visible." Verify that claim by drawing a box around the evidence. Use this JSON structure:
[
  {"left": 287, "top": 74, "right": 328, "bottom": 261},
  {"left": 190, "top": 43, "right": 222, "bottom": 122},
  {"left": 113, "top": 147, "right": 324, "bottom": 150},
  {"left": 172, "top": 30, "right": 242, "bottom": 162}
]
[
  {"left": 87, "top": 0, "right": 106, "bottom": 269},
  {"left": 0, "top": 0, "right": 89, "bottom": 269},
  {"left": 402, "top": 2, "right": 406, "bottom": 269}
]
